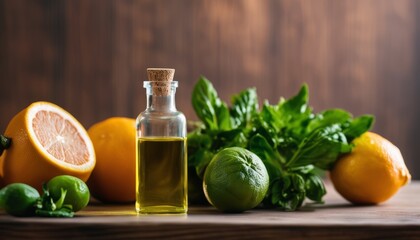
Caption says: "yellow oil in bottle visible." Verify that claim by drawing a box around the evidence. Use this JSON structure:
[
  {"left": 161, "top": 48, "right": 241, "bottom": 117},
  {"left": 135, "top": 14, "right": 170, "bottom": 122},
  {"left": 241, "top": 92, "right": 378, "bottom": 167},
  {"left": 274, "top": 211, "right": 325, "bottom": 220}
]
[{"left": 136, "top": 137, "right": 187, "bottom": 214}]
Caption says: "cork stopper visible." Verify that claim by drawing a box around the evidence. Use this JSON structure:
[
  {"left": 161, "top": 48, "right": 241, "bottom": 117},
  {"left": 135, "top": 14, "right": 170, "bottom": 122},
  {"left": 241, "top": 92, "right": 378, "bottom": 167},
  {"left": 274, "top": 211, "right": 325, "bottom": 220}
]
[
  {"left": 146, "top": 68, "right": 175, "bottom": 96},
  {"left": 147, "top": 68, "right": 175, "bottom": 82}
]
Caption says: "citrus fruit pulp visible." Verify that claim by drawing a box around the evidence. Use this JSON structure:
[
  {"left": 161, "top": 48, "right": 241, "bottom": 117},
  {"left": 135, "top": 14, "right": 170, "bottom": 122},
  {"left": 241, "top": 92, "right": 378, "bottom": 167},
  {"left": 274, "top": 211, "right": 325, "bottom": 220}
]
[
  {"left": 203, "top": 147, "right": 269, "bottom": 213},
  {"left": 330, "top": 132, "right": 411, "bottom": 204},
  {"left": 87, "top": 117, "right": 136, "bottom": 203},
  {"left": 0, "top": 102, "right": 95, "bottom": 191}
]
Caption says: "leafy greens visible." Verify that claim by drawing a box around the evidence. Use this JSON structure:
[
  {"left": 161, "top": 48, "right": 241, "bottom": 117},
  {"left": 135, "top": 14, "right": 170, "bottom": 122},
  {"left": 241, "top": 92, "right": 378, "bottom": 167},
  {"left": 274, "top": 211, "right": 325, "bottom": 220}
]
[
  {"left": 35, "top": 184, "right": 74, "bottom": 217},
  {"left": 188, "top": 76, "right": 374, "bottom": 211}
]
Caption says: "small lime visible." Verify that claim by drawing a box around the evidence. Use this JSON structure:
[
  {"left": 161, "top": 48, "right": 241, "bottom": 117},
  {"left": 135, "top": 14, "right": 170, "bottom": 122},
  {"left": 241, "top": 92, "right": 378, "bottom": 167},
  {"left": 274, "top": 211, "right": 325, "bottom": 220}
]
[
  {"left": 47, "top": 175, "right": 90, "bottom": 212},
  {"left": 0, "top": 183, "right": 40, "bottom": 216},
  {"left": 203, "top": 147, "right": 269, "bottom": 213}
]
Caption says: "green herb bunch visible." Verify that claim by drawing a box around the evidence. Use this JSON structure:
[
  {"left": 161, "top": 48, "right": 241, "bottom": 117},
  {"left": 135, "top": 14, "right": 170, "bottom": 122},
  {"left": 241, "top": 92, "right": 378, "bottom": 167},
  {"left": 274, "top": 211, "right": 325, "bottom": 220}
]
[{"left": 188, "top": 77, "right": 374, "bottom": 211}]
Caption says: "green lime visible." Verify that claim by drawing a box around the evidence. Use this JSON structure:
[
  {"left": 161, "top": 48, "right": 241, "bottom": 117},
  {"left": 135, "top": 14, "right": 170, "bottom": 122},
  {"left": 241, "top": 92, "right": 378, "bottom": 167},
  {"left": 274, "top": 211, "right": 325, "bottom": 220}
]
[
  {"left": 0, "top": 183, "right": 40, "bottom": 216},
  {"left": 203, "top": 147, "right": 269, "bottom": 213},
  {"left": 47, "top": 175, "right": 90, "bottom": 212},
  {"left": 0, "top": 186, "right": 6, "bottom": 208}
]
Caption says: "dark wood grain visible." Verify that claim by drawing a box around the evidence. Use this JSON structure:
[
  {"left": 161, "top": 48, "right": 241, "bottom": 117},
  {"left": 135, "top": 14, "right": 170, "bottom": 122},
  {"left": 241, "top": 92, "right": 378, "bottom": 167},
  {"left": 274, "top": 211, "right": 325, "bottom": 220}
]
[
  {"left": 0, "top": 182, "right": 419, "bottom": 239},
  {"left": 0, "top": 0, "right": 419, "bottom": 178}
]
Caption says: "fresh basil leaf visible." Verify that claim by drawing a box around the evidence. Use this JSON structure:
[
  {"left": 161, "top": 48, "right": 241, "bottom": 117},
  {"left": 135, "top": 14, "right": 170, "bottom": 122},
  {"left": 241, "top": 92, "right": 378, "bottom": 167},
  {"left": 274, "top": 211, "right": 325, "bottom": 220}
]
[
  {"left": 270, "top": 176, "right": 290, "bottom": 206},
  {"left": 248, "top": 134, "right": 284, "bottom": 179},
  {"left": 192, "top": 77, "right": 231, "bottom": 131},
  {"left": 277, "top": 84, "right": 312, "bottom": 130},
  {"left": 194, "top": 149, "right": 215, "bottom": 179},
  {"left": 35, "top": 207, "right": 74, "bottom": 218},
  {"left": 266, "top": 84, "right": 313, "bottom": 140},
  {"left": 270, "top": 173, "right": 306, "bottom": 211},
  {"left": 307, "top": 109, "right": 351, "bottom": 133},
  {"left": 260, "top": 102, "right": 283, "bottom": 132},
  {"left": 251, "top": 112, "right": 281, "bottom": 147},
  {"left": 304, "top": 172, "right": 326, "bottom": 203},
  {"left": 230, "top": 88, "right": 258, "bottom": 128},
  {"left": 214, "top": 100, "right": 231, "bottom": 130},
  {"left": 187, "top": 130, "right": 212, "bottom": 152},
  {"left": 36, "top": 183, "right": 55, "bottom": 211},
  {"left": 343, "top": 115, "right": 374, "bottom": 142},
  {"left": 279, "top": 130, "right": 310, "bottom": 162},
  {"left": 287, "top": 125, "right": 352, "bottom": 170},
  {"left": 213, "top": 129, "right": 247, "bottom": 150},
  {"left": 278, "top": 84, "right": 309, "bottom": 117},
  {"left": 187, "top": 130, "right": 212, "bottom": 168}
]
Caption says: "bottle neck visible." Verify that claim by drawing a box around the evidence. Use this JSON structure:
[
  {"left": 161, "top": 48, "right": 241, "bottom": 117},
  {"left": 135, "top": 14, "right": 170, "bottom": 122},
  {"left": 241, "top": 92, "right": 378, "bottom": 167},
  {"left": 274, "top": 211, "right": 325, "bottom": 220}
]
[
  {"left": 146, "top": 94, "right": 176, "bottom": 112},
  {"left": 143, "top": 81, "right": 178, "bottom": 112}
]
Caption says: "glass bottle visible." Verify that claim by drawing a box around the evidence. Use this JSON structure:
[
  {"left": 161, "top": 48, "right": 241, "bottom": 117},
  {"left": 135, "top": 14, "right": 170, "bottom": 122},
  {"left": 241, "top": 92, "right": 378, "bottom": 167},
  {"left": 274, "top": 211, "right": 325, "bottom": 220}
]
[{"left": 136, "top": 68, "right": 188, "bottom": 214}]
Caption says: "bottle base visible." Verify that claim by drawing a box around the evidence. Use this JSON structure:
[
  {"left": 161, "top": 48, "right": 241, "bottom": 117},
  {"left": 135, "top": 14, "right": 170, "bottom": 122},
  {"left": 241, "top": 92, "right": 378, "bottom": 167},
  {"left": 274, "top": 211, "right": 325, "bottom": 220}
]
[{"left": 136, "top": 205, "right": 187, "bottom": 215}]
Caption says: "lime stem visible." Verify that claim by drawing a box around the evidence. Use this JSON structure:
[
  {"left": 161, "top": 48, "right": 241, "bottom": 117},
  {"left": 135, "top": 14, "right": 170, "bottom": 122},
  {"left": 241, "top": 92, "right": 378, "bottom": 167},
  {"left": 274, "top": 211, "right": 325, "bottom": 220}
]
[
  {"left": 54, "top": 188, "right": 67, "bottom": 210},
  {"left": 0, "top": 135, "right": 11, "bottom": 156}
]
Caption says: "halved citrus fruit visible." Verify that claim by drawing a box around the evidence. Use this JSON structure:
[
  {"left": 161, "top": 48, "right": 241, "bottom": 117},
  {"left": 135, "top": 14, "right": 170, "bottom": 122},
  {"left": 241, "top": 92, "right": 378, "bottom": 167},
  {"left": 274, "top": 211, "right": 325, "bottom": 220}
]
[{"left": 0, "top": 102, "right": 95, "bottom": 191}]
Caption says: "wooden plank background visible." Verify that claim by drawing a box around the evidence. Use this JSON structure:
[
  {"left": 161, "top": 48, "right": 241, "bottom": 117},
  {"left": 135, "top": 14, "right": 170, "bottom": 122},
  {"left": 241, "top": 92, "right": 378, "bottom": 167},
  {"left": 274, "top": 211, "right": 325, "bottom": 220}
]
[{"left": 0, "top": 0, "right": 419, "bottom": 178}]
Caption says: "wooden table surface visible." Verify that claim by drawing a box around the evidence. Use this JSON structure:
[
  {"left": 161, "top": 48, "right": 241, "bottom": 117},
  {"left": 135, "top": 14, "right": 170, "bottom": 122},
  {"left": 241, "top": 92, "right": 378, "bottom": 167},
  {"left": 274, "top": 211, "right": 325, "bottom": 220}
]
[{"left": 1, "top": 181, "right": 419, "bottom": 240}]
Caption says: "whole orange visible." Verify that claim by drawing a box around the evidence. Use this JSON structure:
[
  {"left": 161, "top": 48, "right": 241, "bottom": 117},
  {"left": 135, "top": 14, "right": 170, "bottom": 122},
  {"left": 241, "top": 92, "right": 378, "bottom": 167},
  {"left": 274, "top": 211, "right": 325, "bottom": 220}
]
[
  {"left": 330, "top": 132, "right": 411, "bottom": 204},
  {"left": 87, "top": 117, "right": 136, "bottom": 203}
]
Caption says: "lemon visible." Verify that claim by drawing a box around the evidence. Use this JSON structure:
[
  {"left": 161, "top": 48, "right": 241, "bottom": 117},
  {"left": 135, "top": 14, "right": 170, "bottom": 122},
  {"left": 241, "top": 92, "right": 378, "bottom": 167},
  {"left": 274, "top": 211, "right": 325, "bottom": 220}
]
[
  {"left": 203, "top": 147, "right": 269, "bottom": 212},
  {"left": 47, "top": 175, "right": 90, "bottom": 212},
  {"left": 330, "top": 132, "right": 411, "bottom": 204}
]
